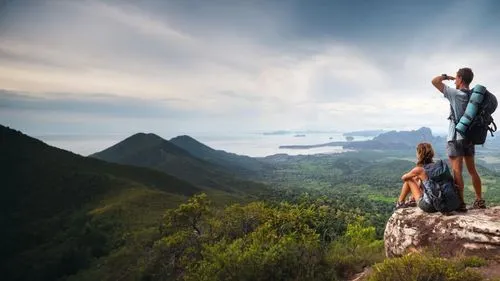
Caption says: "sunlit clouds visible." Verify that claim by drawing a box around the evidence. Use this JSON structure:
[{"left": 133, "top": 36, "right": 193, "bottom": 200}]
[{"left": 1, "top": 0, "right": 500, "bottom": 135}]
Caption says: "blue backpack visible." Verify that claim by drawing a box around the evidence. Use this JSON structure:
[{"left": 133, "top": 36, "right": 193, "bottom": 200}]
[
  {"left": 423, "top": 160, "right": 461, "bottom": 213},
  {"left": 453, "top": 85, "right": 498, "bottom": 145}
]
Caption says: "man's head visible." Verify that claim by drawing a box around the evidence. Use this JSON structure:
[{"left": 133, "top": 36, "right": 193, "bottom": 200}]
[{"left": 455, "top": 67, "right": 474, "bottom": 89}]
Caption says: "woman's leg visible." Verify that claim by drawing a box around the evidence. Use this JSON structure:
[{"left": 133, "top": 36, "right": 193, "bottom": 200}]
[
  {"left": 406, "top": 179, "right": 423, "bottom": 200},
  {"left": 398, "top": 181, "right": 411, "bottom": 202},
  {"left": 398, "top": 178, "right": 423, "bottom": 203}
]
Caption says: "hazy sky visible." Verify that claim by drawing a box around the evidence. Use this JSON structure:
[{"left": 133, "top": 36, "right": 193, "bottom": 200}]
[{"left": 1, "top": 0, "right": 500, "bottom": 137}]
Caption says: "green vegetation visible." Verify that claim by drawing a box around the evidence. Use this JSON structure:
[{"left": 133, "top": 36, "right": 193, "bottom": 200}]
[
  {"left": 0, "top": 126, "right": 258, "bottom": 281},
  {"left": 91, "top": 132, "right": 270, "bottom": 193},
  {"left": 264, "top": 149, "right": 500, "bottom": 209},
  {"left": 457, "top": 256, "right": 488, "bottom": 268},
  {"left": 170, "top": 135, "right": 267, "bottom": 175},
  {"left": 3, "top": 124, "right": 500, "bottom": 280},
  {"left": 138, "top": 193, "right": 384, "bottom": 281},
  {"left": 367, "top": 254, "right": 485, "bottom": 281}
]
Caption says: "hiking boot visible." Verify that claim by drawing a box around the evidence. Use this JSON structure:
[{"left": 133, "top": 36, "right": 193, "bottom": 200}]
[
  {"left": 405, "top": 198, "right": 417, "bottom": 207},
  {"left": 457, "top": 202, "right": 468, "bottom": 213},
  {"left": 471, "top": 199, "right": 486, "bottom": 209},
  {"left": 395, "top": 201, "right": 411, "bottom": 210}
]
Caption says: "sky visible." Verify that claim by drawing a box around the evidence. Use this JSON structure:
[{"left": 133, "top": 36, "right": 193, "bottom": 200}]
[{"left": 1, "top": 0, "right": 500, "bottom": 138}]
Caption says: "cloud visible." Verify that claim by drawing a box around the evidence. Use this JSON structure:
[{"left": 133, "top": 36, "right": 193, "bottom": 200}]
[
  {"left": 0, "top": 89, "right": 195, "bottom": 118},
  {"left": 1, "top": 0, "right": 500, "bottom": 138},
  {"left": 86, "top": 0, "right": 193, "bottom": 43}
]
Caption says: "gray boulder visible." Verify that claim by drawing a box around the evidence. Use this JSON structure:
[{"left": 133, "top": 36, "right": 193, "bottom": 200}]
[{"left": 384, "top": 207, "right": 500, "bottom": 258}]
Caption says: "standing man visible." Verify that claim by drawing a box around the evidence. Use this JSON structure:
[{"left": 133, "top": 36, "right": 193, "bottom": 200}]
[{"left": 431, "top": 68, "right": 485, "bottom": 211}]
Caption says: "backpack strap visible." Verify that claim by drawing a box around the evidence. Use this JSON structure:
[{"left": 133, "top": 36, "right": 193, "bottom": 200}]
[
  {"left": 448, "top": 89, "right": 472, "bottom": 139},
  {"left": 449, "top": 104, "right": 457, "bottom": 124},
  {"left": 489, "top": 120, "right": 498, "bottom": 136}
]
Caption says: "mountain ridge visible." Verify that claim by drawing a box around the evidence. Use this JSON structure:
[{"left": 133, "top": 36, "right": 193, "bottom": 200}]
[
  {"left": 279, "top": 127, "right": 445, "bottom": 151},
  {"left": 170, "top": 135, "right": 266, "bottom": 175},
  {"left": 91, "top": 132, "right": 268, "bottom": 192},
  {"left": 0, "top": 124, "right": 203, "bottom": 280}
]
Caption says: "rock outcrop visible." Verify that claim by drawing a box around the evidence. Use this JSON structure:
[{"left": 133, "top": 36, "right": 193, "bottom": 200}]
[{"left": 384, "top": 207, "right": 500, "bottom": 258}]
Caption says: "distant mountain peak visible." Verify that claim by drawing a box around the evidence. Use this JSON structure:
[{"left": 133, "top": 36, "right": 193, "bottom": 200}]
[
  {"left": 171, "top": 135, "right": 201, "bottom": 143},
  {"left": 111, "top": 132, "right": 167, "bottom": 147},
  {"left": 170, "top": 135, "right": 212, "bottom": 150},
  {"left": 90, "top": 132, "right": 189, "bottom": 160},
  {"left": 126, "top": 132, "right": 164, "bottom": 142},
  {"left": 170, "top": 134, "right": 265, "bottom": 173},
  {"left": 416, "top": 126, "right": 432, "bottom": 133},
  {"left": 372, "top": 127, "right": 441, "bottom": 147},
  {"left": 173, "top": 134, "right": 192, "bottom": 139}
]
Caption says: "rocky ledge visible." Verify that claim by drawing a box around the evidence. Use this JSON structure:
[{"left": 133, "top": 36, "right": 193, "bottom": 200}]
[{"left": 384, "top": 206, "right": 500, "bottom": 258}]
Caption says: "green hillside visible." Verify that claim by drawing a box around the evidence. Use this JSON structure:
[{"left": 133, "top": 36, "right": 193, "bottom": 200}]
[
  {"left": 170, "top": 135, "right": 268, "bottom": 175},
  {"left": 4, "top": 124, "right": 499, "bottom": 281},
  {"left": 92, "top": 133, "right": 269, "bottom": 193},
  {"left": 90, "top": 133, "right": 185, "bottom": 161},
  {"left": 0, "top": 125, "right": 205, "bottom": 281}
]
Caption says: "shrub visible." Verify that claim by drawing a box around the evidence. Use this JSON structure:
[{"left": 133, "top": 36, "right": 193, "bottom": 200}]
[
  {"left": 456, "top": 256, "right": 487, "bottom": 268},
  {"left": 184, "top": 224, "right": 324, "bottom": 281},
  {"left": 367, "top": 254, "right": 484, "bottom": 281},
  {"left": 326, "top": 220, "right": 384, "bottom": 278}
]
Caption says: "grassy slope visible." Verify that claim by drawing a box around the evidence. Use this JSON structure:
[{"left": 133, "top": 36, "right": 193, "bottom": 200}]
[
  {"left": 170, "top": 135, "right": 267, "bottom": 175},
  {"left": 0, "top": 125, "right": 205, "bottom": 280},
  {"left": 92, "top": 133, "right": 269, "bottom": 194}
]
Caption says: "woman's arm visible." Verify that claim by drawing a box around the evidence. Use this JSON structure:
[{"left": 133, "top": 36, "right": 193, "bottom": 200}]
[{"left": 401, "top": 167, "right": 424, "bottom": 181}]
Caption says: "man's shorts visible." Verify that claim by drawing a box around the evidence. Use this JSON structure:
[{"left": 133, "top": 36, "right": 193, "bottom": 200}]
[{"left": 447, "top": 139, "right": 475, "bottom": 157}]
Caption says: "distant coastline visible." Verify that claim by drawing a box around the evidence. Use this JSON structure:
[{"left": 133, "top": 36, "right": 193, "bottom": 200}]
[
  {"left": 342, "top": 130, "right": 386, "bottom": 137},
  {"left": 262, "top": 130, "right": 338, "bottom": 136},
  {"left": 280, "top": 127, "right": 444, "bottom": 151},
  {"left": 279, "top": 140, "right": 413, "bottom": 150}
]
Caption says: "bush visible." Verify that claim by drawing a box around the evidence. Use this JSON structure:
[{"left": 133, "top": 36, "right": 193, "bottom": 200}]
[
  {"left": 367, "top": 254, "right": 484, "bottom": 281},
  {"left": 184, "top": 218, "right": 324, "bottom": 281},
  {"left": 326, "top": 220, "right": 384, "bottom": 278},
  {"left": 456, "top": 256, "right": 487, "bottom": 268},
  {"left": 141, "top": 195, "right": 388, "bottom": 281}
]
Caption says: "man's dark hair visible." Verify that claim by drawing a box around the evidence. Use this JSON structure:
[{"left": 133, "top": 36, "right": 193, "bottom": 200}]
[{"left": 457, "top": 67, "right": 474, "bottom": 85}]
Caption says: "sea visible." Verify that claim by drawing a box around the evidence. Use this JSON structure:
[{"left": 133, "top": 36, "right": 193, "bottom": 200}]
[{"left": 36, "top": 132, "right": 374, "bottom": 158}]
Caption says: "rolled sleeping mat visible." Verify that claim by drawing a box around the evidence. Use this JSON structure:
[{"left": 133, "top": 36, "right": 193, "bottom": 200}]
[{"left": 455, "top": 84, "right": 487, "bottom": 136}]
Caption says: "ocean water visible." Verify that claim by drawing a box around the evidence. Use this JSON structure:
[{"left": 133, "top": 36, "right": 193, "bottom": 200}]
[{"left": 36, "top": 132, "right": 373, "bottom": 157}]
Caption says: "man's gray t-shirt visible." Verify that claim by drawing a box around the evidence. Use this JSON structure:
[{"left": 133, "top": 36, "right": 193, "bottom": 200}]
[{"left": 444, "top": 85, "right": 469, "bottom": 142}]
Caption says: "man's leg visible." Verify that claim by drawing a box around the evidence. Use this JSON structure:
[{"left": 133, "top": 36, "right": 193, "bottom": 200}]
[
  {"left": 447, "top": 140, "right": 467, "bottom": 211},
  {"left": 464, "top": 155, "right": 486, "bottom": 209},
  {"left": 464, "top": 156, "right": 482, "bottom": 200},
  {"left": 449, "top": 156, "right": 464, "bottom": 204}
]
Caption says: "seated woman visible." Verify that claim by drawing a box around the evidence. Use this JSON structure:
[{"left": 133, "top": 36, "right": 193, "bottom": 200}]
[{"left": 395, "top": 142, "right": 453, "bottom": 212}]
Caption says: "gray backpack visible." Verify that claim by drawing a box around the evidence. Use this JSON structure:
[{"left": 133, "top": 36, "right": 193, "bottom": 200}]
[{"left": 423, "top": 160, "right": 461, "bottom": 213}]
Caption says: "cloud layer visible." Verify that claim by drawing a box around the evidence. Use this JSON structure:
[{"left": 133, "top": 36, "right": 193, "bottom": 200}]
[{"left": 1, "top": 0, "right": 500, "bottom": 137}]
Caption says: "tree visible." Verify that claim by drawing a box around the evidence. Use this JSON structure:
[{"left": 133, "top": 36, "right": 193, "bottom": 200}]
[{"left": 162, "top": 193, "right": 212, "bottom": 236}]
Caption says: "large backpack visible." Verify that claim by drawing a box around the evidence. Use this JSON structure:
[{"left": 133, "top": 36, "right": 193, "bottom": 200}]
[
  {"left": 423, "top": 160, "right": 461, "bottom": 213},
  {"left": 453, "top": 85, "right": 498, "bottom": 145}
]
